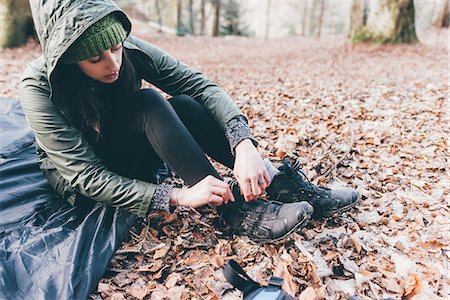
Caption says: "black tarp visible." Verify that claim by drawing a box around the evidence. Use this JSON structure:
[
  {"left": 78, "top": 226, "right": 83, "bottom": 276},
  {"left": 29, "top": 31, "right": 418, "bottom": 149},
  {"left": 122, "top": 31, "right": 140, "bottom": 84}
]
[{"left": 0, "top": 98, "right": 136, "bottom": 299}]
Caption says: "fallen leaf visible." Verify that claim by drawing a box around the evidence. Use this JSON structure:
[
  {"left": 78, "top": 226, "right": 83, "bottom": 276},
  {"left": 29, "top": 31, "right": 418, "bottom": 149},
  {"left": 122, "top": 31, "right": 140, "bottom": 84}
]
[
  {"left": 402, "top": 273, "right": 421, "bottom": 299},
  {"left": 153, "top": 245, "right": 170, "bottom": 260},
  {"left": 273, "top": 255, "right": 298, "bottom": 297},
  {"left": 110, "top": 292, "right": 126, "bottom": 300},
  {"left": 165, "top": 273, "right": 181, "bottom": 288},
  {"left": 334, "top": 279, "right": 356, "bottom": 296},
  {"left": 299, "top": 286, "right": 317, "bottom": 300},
  {"left": 126, "top": 278, "right": 150, "bottom": 300},
  {"left": 312, "top": 249, "right": 333, "bottom": 278},
  {"left": 210, "top": 254, "right": 225, "bottom": 268},
  {"left": 276, "top": 148, "right": 286, "bottom": 158},
  {"left": 420, "top": 240, "right": 449, "bottom": 249},
  {"left": 350, "top": 234, "right": 362, "bottom": 254}
]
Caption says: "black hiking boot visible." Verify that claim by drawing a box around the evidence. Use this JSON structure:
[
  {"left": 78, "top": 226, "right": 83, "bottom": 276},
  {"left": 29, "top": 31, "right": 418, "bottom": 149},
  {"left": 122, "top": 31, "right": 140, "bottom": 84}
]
[
  {"left": 266, "top": 158, "right": 360, "bottom": 218},
  {"left": 219, "top": 180, "right": 313, "bottom": 243}
]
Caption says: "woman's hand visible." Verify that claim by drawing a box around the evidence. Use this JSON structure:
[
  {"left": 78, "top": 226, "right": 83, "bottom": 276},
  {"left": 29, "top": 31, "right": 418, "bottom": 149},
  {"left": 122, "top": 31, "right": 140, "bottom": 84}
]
[
  {"left": 170, "top": 175, "right": 234, "bottom": 208},
  {"left": 233, "top": 139, "right": 270, "bottom": 202}
]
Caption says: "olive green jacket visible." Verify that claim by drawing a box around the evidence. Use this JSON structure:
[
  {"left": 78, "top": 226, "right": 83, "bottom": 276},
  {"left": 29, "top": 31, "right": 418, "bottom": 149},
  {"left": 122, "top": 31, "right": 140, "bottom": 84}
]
[{"left": 20, "top": 0, "right": 244, "bottom": 217}]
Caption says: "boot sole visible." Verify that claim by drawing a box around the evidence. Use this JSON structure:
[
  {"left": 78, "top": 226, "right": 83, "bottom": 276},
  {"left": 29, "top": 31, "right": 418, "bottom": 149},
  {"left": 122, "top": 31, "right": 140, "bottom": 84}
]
[
  {"left": 316, "top": 193, "right": 362, "bottom": 218},
  {"left": 249, "top": 211, "right": 312, "bottom": 245}
]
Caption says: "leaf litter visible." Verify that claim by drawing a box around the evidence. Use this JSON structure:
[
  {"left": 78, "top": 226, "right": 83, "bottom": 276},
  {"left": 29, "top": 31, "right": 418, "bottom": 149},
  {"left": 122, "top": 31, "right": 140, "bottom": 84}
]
[{"left": 1, "top": 30, "right": 448, "bottom": 299}]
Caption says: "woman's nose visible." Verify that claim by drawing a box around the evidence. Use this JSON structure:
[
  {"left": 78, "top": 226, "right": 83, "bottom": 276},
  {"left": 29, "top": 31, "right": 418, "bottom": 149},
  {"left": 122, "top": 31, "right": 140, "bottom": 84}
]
[{"left": 105, "top": 51, "right": 120, "bottom": 71}]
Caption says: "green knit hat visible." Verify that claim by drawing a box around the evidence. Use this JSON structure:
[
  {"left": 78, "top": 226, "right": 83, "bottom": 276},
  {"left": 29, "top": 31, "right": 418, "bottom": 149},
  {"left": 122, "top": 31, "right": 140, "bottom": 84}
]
[{"left": 63, "top": 14, "right": 127, "bottom": 64}]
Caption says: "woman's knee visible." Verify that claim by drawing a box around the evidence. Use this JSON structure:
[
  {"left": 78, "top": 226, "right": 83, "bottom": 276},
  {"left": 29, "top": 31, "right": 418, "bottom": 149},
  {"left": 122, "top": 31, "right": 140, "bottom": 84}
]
[
  {"left": 170, "top": 94, "right": 208, "bottom": 121},
  {"left": 131, "top": 89, "right": 173, "bottom": 115},
  {"left": 170, "top": 94, "right": 198, "bottom": 111}
]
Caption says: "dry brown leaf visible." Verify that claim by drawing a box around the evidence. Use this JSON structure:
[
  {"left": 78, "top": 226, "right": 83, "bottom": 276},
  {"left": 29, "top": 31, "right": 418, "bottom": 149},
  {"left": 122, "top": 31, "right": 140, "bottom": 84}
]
[
  {"left": 210, "top": 254, "right": 225, "bottom": 268},
  {"left": 273, "top": 257, "right": 298, "bottom": 297},
  {"left": 276, "top": 148, "right": 286, "bottom": 158},
  {"left": 150, "top": 290, "right": 167, "bottom": 300},
  {"left": 135, "top": 265, "right": 153, "bottom": 272},
  {"left": 392, "top": 214, "right": 402, "bottom": 221},
  {"left": 126, "top": 278, "right": 150, "bottom": 300},
  {"left": 167, "top": 286, "right": 186, "bottom": 299},
  {"left": 161, "top": 212, "right": 178, "bottom": 224},
  {"left": 165, "top": 273, "right": 181, "bottom": 288},
  {"left": 110, "top": 292, "right": 126, "bottom": 300},
  {"left": 214, "top": 239, "right": 231, "bottom": 257},
  {"left": 420, "top": 240, "right": 449, "bottom": 249},
  {"left": 97, "top": 282, "right": 111, "bottom": 294},
  {"left": 381, "top": 277, "right": 402, "bottom": 293},
  {"left": 153, "top": 245, "right": 170, "bottom": 260},
  {"left": 402, "top": 273, "right": 422, "bottom": 299},
  {"left": 136, "top": 259, "right": 164, "bottom": 273},
  {"left": 299, "top": 286, "right": 317, "bottom": 300},
  {"left": 350, "top": 234, "right": 362, "bottom": 254}
]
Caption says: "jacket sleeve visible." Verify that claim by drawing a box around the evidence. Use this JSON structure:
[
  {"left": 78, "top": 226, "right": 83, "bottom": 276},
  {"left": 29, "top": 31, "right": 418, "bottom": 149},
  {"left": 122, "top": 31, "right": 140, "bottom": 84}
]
[
  {"left": 19, "top": 65, "right": 156, "bottom": 218},
  {"left": 126, "top": 35, "right": 245, "bottom": 130}
]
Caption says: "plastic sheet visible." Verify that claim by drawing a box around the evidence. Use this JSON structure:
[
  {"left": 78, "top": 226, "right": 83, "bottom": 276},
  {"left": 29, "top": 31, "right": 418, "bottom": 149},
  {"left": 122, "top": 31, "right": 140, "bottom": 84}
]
[{"left": 0, "top": 98, "right": 136, "bottom": 299}]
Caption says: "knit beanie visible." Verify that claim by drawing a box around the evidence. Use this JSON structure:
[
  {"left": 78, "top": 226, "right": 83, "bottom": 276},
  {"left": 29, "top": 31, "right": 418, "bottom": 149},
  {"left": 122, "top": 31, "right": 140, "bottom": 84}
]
[{"left": 62, "top": 14, "right": 127, "bottom": 64}]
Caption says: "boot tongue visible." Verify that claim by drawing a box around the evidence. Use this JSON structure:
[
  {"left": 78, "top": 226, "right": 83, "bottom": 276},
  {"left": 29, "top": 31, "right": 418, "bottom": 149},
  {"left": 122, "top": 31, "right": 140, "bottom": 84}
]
[
  {"left": 282, "top": 158, "right": 295, "bottom": 175},
  {"left": 282, "top": 158, "right": 315, "bottom": 191}
]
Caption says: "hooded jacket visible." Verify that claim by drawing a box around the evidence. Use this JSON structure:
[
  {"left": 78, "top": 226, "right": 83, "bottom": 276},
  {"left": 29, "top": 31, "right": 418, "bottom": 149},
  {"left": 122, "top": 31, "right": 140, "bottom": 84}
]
[{"left": 20, "top": 0, "right": 246, "bottom": 217}]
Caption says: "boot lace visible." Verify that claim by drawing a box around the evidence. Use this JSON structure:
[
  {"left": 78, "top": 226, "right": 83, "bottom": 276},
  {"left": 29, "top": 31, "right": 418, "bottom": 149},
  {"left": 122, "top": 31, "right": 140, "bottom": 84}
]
[
  {"left": 285, "top": 159, "right": 331, "bottom": 199},
  {"left": 229, "top": 179, "right": 281, "bottom": 233}
]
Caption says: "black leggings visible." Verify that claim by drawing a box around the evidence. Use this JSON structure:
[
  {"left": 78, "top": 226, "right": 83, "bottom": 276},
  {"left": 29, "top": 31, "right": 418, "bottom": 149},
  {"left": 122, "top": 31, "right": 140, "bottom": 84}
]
[{"left": 94, "top": 89, "right": 235, "bottom": 186}]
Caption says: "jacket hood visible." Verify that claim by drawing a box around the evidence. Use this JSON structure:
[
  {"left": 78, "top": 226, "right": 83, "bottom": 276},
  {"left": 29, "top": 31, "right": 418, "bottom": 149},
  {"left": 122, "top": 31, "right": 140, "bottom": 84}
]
[{"left": 29, "top": 0, "right": 131, "bottom": 80}]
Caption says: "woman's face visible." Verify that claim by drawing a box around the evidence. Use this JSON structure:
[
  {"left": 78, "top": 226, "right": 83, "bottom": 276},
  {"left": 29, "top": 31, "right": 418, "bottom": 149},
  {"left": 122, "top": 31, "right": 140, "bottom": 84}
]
[{"left": 77, "top": 43, "right": 123, "bottom": 83}]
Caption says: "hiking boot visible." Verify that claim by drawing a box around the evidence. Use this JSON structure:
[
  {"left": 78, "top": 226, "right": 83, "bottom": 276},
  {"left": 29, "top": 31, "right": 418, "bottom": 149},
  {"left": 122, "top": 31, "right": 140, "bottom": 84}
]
[
  {"left": 219, "top": 180, "right": 313, "bottom": 243},
  {"left": 266, "top": 158, "right": 360, "bottom": 218}
]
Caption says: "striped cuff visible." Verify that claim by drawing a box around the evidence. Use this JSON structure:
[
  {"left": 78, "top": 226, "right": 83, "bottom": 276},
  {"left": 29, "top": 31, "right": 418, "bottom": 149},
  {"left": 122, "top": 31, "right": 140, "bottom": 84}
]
[
  {"left": 149, "top": 183, "right": 173, "bottom": 212},
  {"left": 224, "top": 116, "right": 258, "bottom": 156}
]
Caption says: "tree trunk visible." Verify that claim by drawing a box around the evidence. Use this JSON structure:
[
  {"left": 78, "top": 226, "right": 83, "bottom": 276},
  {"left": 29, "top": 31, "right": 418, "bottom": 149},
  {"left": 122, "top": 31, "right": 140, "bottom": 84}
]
[
  {"left": 351, "top": 0, "right": 418, "bottom": 44},
  {"left": 168, "top": 0, "right": 177, "bottom": 30},
  {"left": 301, "top": 1, "right": 308, "bottom": 36},
  {"left": 432, "top": 0, "right": 449, "bottom": 27},
  {"left": 443, "top": 0, "right": 450, "bottom": 27},
  {"left": 348, "top": 0, "right": 364, "bottom": 40},
  {"left": 309, "top": 0, "right": 318, "bottom": 36},
  {"left": 316, "top": 0, "right": 325, "bottom": 38},
  {"left": 176, "top": 0, "right": 183, "bottom": 35},
  {"left": 264, "top": 0, "right": 272, "bottom": 39},
  {"left": 188, "top": 0, "right": 195, "bottom": 34},
  {"left": 155, "top": 0, "right": 163, "bottom": 33},
  {"left": 212, "top": 0, "right": 221, "bottom": 37},
  {"left": 200, "top": 0, "right": 206, "bottom": 35},
  {"left": 0, "top": 0, "right": 32, "bottom": 48}
]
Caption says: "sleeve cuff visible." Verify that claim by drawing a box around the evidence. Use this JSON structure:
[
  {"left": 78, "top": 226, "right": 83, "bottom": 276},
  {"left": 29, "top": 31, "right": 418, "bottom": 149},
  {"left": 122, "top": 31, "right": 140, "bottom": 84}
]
[
  {"left": 224, "top": 116, "right": 258, "bottom": 156},
  {"left": 148, "top": 183, "right": 173, "bottom": 212}
]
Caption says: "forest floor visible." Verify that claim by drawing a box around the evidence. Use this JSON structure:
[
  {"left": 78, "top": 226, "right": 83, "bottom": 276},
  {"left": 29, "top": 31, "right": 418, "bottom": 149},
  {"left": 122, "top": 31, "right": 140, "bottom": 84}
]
[{"left": 0, "top": 29, "right": 448, "bottom": 300}]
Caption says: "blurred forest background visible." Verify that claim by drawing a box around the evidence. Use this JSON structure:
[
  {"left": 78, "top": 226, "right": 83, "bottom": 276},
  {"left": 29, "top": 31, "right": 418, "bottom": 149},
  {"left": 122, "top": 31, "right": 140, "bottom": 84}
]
[{"left": 0, "top": 0, "right": 449, "bottom": 47}]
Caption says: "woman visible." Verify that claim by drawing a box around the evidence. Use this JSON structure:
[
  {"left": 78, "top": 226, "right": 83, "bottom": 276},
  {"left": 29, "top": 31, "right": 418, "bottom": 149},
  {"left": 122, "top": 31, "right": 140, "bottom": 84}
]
[{"left": 20, "top": 0, "right": 359, "bottom": 243}]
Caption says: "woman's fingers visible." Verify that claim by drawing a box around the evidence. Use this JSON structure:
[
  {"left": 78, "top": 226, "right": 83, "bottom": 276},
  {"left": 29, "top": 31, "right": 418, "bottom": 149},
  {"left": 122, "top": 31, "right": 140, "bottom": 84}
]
[
  {"left": 210, "top": 185, "right": 228, "bottom": 204},
  {"left": 210, "top": 194, "right": 224, "bottom": 206},
  {"left": 250, "top": 176, "right": 261, "bottom": 199},
  {"left": 256, "top": 171, "right": 271, "bottom": 192},
  {"left": 228, "top": 185, "right": 235, "bottom": 202},
  {"left": 238, "top": 178, "right": 252, "bottom": 201},
  {"left": 263, "top": 170, "right": 271, "bottom": 187}
]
